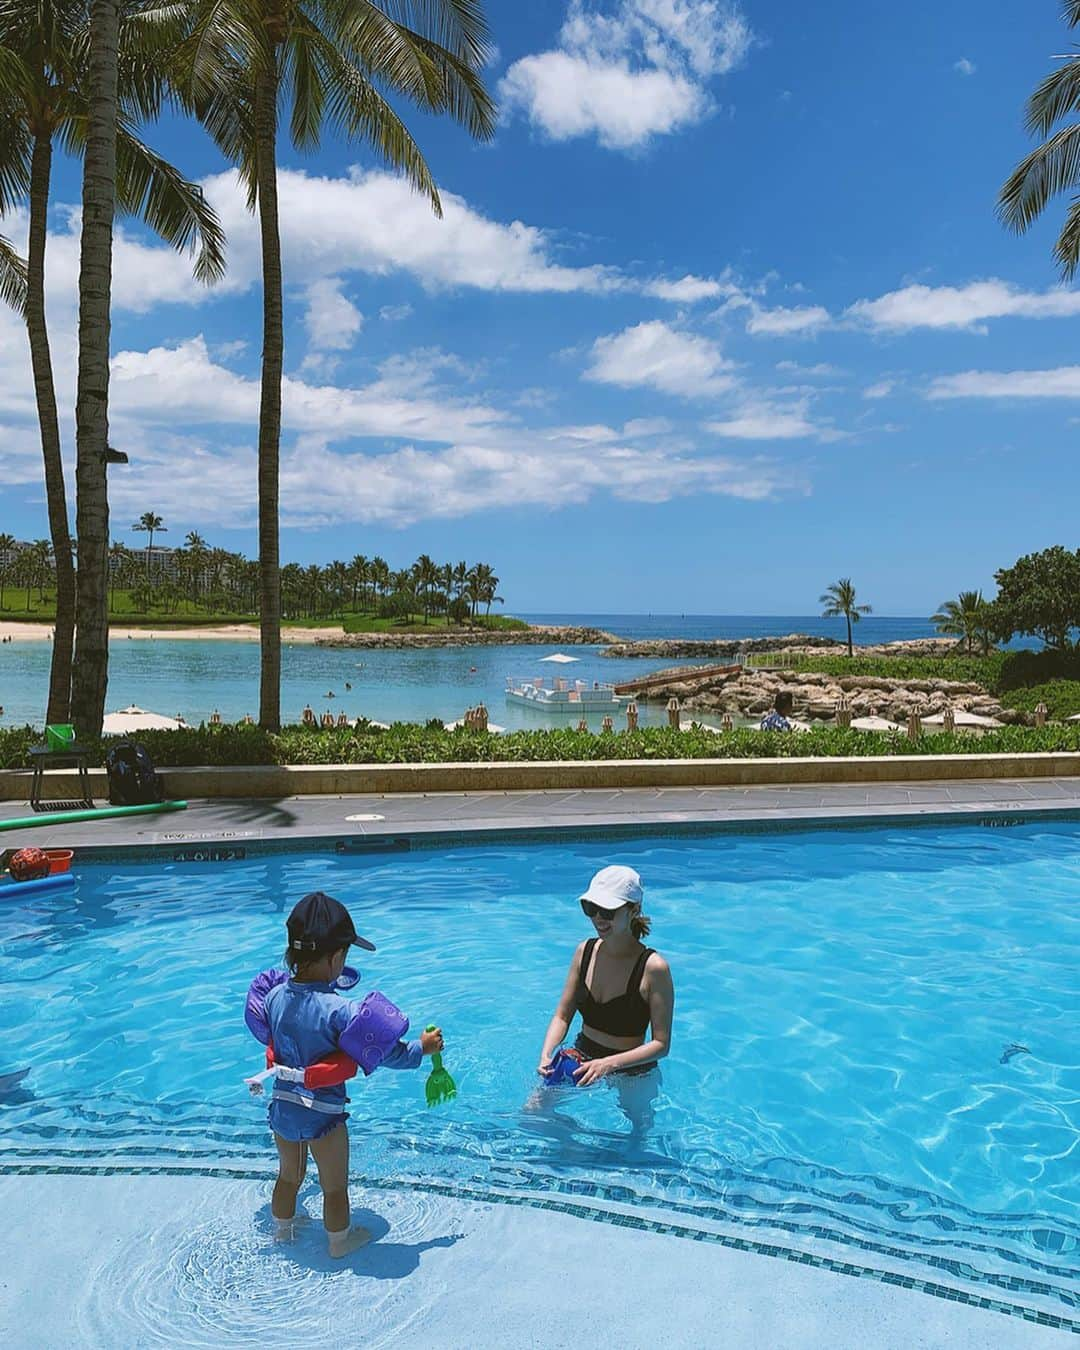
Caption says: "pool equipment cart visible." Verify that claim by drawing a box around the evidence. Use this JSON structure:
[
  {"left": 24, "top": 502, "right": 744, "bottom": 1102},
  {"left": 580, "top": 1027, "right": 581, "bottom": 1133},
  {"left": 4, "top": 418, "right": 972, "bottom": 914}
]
[
  {"left": 0, "top": 800, "right": 188, "bottom": 833},
  {"left": 424, "top": 1024, "right": 457, "bottom": 1106}
]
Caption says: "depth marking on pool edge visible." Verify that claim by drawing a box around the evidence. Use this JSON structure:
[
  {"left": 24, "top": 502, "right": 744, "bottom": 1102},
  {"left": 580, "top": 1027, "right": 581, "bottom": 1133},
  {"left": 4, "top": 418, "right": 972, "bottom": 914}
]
[{"left": 1, "top": 1162, "right": 1076, "bottom": 1335}]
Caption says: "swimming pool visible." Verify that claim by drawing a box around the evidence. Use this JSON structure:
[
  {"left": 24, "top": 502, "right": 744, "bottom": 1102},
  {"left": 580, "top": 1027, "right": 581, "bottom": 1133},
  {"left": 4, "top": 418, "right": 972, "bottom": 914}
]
[{"left": 1, "top": 822, "right": 1077, "bottom": 1329}]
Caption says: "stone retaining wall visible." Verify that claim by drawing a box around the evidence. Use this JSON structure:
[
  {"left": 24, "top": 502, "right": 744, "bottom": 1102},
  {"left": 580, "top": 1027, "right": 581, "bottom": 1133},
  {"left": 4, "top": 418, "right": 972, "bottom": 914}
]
[{"left": 4, "top": 752, "right": 1080, "bottom": 802}]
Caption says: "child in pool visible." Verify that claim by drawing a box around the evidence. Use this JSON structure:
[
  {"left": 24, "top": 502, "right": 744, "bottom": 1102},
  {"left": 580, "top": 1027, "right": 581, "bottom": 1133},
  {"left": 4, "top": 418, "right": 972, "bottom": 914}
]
[{"left": 245, "top": 891, "right": 442, "bottom": 1257}]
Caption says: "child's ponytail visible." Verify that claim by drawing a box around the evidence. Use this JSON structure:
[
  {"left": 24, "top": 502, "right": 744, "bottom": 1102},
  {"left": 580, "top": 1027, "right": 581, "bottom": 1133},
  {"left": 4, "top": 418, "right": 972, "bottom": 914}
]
[{"left": 631, "top": 908, "right": 652, "bottom": 939}]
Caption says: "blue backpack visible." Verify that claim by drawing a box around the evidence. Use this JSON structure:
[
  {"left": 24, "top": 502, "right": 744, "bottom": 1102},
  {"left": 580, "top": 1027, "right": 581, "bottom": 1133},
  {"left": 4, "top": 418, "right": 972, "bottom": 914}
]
[{"left": 104, "top": 740, "right": 164, "bottom": 806}]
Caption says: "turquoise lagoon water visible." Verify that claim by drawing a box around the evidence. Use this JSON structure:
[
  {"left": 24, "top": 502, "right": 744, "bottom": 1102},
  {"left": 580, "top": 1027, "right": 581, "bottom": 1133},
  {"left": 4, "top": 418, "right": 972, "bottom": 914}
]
[
  {"left": 0, "top": 638, "right": 714, "bottom": 729},
  {"left": 0, "top": 821, "right": 1077, "bottom": 1320}
]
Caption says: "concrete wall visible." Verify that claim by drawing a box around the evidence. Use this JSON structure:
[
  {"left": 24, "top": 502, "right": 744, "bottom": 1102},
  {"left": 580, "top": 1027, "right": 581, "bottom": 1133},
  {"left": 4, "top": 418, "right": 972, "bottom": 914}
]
[{"left": 4, "top": 751, "right": 1080, "bottom": 801}]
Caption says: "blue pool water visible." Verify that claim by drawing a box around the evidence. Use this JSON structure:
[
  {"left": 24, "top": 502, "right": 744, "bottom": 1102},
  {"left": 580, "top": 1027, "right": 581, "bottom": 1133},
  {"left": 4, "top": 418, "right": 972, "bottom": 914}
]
[{"left": 1, "top": 822, "right": 1077, "bottom": 1320}]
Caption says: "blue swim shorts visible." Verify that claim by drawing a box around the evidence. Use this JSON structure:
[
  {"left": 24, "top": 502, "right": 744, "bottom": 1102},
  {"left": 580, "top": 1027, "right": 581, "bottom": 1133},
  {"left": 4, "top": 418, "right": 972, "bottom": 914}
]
[{"left": 269, "top": 1097, "right": 348, "bottom": 1143}]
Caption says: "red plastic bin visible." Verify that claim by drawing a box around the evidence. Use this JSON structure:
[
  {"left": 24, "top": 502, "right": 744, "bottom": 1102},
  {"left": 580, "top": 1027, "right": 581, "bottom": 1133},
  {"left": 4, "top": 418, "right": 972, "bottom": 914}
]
[{"left": 44, "top": 849, "right": 73, "bottom": 874}]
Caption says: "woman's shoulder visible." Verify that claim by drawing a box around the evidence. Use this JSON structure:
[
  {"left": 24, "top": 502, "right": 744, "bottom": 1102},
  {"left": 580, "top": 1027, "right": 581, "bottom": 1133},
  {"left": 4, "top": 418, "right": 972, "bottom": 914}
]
[{"left": 643, "top": 949, "right": 671, "bottom": 978}]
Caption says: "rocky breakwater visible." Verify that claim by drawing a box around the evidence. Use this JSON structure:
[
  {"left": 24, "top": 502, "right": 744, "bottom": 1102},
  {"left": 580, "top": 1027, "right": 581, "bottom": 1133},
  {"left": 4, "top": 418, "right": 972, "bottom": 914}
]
[
  {"left": 628, "top": 666, "right": 1022, "bottom": 725},
  {"left": 602, "top": 633, "right": 844, "bottom": 660},
  {"left": 315, "top": 624, "right": 621, "bottom": 650}
]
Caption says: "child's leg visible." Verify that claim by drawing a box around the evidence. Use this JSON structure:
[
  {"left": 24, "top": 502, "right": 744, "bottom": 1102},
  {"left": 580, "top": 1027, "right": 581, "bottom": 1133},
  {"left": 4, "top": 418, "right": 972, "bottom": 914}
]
[
  {"left": 308, "top": 1120, "right": 370, "bottom": 1256},
  {"left": 272, "top": 1133, "right": 306, "bottom": 1221}
]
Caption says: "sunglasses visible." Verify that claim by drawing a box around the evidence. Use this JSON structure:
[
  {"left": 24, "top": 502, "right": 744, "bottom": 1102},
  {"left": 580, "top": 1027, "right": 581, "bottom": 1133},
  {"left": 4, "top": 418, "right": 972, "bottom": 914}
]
[{"left": 580, "top": 899, "right": 630, "bottom": 919}]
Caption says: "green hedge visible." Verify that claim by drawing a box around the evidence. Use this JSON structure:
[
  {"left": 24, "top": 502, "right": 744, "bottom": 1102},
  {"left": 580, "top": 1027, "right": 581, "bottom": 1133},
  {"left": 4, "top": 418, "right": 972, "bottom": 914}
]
[{"left": 4, "top": 720, "right": 1080, "bottom": 771}]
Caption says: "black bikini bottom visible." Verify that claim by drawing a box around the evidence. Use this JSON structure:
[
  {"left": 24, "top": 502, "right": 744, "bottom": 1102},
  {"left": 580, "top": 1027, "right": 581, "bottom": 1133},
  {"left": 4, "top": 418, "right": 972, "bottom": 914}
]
[{"left": 575, "top": 1031, "right": 656, "bottom": 1077}]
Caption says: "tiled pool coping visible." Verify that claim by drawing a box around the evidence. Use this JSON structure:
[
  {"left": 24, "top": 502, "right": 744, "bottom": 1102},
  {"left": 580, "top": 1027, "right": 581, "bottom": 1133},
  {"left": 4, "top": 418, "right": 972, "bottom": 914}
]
[{"left": 4, "top": 775, "right": 1080, "bottom": 858}]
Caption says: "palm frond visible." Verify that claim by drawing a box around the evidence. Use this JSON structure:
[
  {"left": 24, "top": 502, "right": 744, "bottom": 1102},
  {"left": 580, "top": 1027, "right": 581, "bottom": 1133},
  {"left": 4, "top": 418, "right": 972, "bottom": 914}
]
[
  {"left": 1054, "top": 194, "right": 1080, "bottom": 277},
  {"left": 317, "top": 37, "right": 440, "bottom": 212},
  {"left": 1064, "top": 1, "right": 1080, "bottom": 29},
  {"left": 1024, "top": 61, "right": 1080, "bottom": 138},
  {"left": 283, "top": 18, "right": 327, "bottom": 150},
  {"left": 363, "top": 0, "right": 492, "bottom": 65},
  {"left": 0, "top": 101, "right": 31, "bottom": 214},
  {"left": 114, "top": 123, "right": 228, "bottom": 282},
  {"left": 0, "top": 231, "right": 27, "bottom": 313},
  {"left": 999, "top": 124, "right": 1080, "bottom": 235}
]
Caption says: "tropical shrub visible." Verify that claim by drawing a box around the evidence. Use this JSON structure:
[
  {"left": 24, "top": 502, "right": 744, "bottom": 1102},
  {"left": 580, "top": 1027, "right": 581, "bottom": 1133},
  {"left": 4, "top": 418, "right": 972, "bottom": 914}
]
[{"left": 4, "top": 720, "right": 1080, "bottom": 772}]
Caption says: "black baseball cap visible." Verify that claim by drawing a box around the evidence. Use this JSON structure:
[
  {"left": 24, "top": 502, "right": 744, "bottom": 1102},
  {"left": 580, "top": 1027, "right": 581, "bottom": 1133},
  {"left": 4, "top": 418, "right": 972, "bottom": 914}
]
[{"left": 287, "top": 892, "right": 376, "bottom": 954}]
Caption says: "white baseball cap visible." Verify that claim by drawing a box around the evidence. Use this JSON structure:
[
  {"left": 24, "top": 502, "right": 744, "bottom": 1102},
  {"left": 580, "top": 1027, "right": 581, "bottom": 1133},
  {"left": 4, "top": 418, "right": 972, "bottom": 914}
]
[{"left": 579, "top": 864, "right": 643, "bottom": 911}]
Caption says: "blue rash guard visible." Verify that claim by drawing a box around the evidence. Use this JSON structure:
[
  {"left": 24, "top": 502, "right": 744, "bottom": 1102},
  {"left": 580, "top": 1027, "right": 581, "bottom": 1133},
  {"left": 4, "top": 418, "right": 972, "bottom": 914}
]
[{"left": 260, "top": 977, "right": 422, "bottom": 1141}]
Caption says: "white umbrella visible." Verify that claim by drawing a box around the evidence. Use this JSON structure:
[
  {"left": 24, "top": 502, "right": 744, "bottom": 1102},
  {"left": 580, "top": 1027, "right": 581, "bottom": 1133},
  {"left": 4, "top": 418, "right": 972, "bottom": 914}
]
[
  {"left": 851, "top": 715, "right": 902, "bottom": 733},
  {"left": 922, "top": 709, "right": 1003, "bottom": 729},
  {"left": 102, "top": 705, "right": 188, "bottom": 734},
  {"left": 1067, "top": 713, "right": 1080, "bottom": 722},
  {"left": 539, "top": 652, "right": 579, "bottom": 664}
]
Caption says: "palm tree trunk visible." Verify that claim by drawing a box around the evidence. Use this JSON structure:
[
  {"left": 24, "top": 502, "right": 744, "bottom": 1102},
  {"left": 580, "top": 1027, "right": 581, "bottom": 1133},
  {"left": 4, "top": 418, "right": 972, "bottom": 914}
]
[
  {"left": 27, "top": 132, "right": 76, "bottom": 723},
  {"left": 71, "top": 0, "right": 120, "bottom": 739},
  {"left": 254, "top": 59, "right": 283, "bottom": 731},
  {"left": 846, "top": 613, "right": 853, "bottom": 659}
]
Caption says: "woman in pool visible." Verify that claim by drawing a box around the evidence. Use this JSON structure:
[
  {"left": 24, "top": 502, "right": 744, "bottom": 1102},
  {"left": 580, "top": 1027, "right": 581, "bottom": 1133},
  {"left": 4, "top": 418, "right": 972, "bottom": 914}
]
[{"left": 537, "top": 865, "right": 674, "bottom": 1088}]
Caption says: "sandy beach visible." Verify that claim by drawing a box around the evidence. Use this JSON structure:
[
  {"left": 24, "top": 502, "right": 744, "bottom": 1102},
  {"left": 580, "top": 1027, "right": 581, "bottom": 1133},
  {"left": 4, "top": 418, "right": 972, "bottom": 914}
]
[{"left": 0, "top": 621, "right": 344, "bottom": 644}]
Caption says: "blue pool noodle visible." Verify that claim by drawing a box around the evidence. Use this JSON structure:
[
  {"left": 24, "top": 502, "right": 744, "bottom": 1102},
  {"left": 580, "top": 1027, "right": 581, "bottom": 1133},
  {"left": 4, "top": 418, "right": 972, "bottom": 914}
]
[{"left": 0, "top": 872, "right": 75, "bottom": 898}]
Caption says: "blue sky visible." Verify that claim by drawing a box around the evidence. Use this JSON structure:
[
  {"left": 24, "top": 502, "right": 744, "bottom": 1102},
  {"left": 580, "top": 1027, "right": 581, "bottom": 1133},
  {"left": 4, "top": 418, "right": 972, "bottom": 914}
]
[{"left": 2, "top": 0, "right": 1078, "bottom": 615}]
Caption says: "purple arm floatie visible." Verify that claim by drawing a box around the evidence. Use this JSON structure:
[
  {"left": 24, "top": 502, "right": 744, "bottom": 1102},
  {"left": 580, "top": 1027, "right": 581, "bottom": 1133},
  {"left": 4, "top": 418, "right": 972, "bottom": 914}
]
[
  {"left": 244, "top": 968, "right": 289, "bottom": 1044},
  {"left": 338, "top": 990, "right": 410, "bottom": 1076}
]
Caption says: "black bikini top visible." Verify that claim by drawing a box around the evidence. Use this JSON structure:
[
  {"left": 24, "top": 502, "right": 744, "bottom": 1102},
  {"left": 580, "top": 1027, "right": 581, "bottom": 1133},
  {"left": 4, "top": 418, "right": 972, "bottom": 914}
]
[{"left": 577, "top": 938, "right": 654, "bottom": 1037}]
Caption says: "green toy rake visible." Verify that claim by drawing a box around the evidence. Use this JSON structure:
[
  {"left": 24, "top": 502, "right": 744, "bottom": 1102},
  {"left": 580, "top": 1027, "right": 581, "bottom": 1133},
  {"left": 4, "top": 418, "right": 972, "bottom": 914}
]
[{"left": 424, "top": 1024, "right": 457, "bottom": 1107}]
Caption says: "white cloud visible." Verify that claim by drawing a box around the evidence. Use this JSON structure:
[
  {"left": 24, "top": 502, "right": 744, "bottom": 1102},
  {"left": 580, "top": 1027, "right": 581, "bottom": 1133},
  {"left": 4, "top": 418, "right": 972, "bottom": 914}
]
[
  {"left": 776, "top": 361, "right": 845, "bottom": 378},
  {"left": 500, "top": 0, "right": 752, "bottom": 150},
  {"left": 863, "top": 379, "right": 895, "bottom": 399},
  {"left": 106, "top": 337, "right": 508, "bottom": 446},
  {"left": 303, "top": 278, "right": 363, "bottom": 351},
  {"left": 745, "top": 303, "right": 830, "bottom": 337},
  {"left": 954, "top": 58, "right": 976, "bottom": 76},
  {"left": 928, "top": 367, "right": 1080, "bottom": 400},
  {"left": 705, "top": 400, "right": 823, "bottom": 440},
  {"left": 847, "top": 279, "right": 1080, "bottom": 333},
  {"left": 584, "top": 320, "right": 737, "bottom": 397},
  {"left": 645, "top": 273, "right": 734, "bottom": 303},
  {"left": 379, "top": 303, "right": 414, "bottom": 321}
]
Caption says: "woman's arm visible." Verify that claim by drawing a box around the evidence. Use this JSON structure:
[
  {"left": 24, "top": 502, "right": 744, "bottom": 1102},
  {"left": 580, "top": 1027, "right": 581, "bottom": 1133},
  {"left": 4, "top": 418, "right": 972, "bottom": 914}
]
[
  {"left": 538, "top": 943, "right": 586, "bottom": 1074},
  {"left": 573, "top": 955, "right": 674, "bottom": 1085}
]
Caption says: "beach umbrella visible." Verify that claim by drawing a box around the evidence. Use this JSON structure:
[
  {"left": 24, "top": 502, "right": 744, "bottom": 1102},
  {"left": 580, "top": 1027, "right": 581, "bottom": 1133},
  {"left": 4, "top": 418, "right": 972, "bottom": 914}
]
[
  {"left": 539, "top": 653, "right": 579, "bottom": 663},
  {"left": 922, "top": 709, "right": 1003, "bottom": 729},
  {"left": 851, "top": 715, "right": 902, "bottom": 733},
  {"left": 102, "top": 705, "right": 188, "bottom": 733}
]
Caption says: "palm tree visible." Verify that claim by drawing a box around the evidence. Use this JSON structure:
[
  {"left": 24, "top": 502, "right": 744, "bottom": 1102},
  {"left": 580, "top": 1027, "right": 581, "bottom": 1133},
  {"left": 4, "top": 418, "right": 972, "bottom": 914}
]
[
  {"left": 0, "top": 533, "right": 15, "bottom": 609},
  {"left": 1000, "top": 3, "right": 1080, "bottom": 273},
  {"left": 820, "top": 578, "right": 872, "bottom": 658},
  {"left": 349, "top": 554, "right": 369, "bottom": 612},
  {"left": 132, "top": 511, "right": 166, "bottom": 579},
  {"left": 177, "top": 0, "right": 494, "bottom": 728},
  {"left": 69, "top": 0, "right": 122, "bottom": 736},
  {"left": 184, "top": 530, "right": 208, "bottom": 607},
  {"left": 1, "top": 0, "right": 226, "bottom": 728},
  {"left": 107, "top": 539, "right": 132, "bottom": 607},
  {"left": 932, "top": 590, "right": 987, "bottom": 654}
]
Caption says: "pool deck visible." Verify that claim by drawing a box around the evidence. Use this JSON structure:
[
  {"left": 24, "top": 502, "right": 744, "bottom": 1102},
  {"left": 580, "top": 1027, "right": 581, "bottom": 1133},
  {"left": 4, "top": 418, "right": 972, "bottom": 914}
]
[
  {"left": 3, "top": 774, "right": 1080, "bottom": 853},
  {"left": 0, "top": 1175, "right": 1070, "bottom": 1349}
]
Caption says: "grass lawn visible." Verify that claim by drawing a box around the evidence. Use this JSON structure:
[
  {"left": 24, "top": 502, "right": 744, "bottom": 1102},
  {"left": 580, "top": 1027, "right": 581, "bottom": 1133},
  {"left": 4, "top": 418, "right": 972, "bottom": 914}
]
[{"left": 0, "top": 593, "right": 528, "bottom": 633}]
